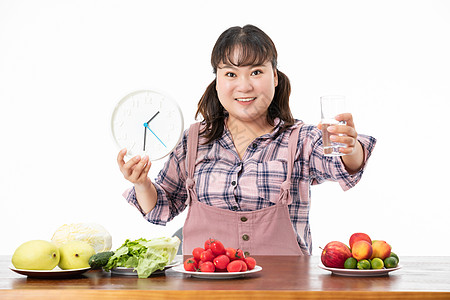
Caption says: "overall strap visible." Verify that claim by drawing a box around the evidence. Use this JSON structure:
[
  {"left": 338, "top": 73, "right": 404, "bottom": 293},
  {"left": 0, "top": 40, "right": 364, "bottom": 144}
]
[
  {"left": 184, "top": 122, "right": 201, "bottom": 205},
  {"left": 279, "top": 124, "right": 302, "bottom": 205}
]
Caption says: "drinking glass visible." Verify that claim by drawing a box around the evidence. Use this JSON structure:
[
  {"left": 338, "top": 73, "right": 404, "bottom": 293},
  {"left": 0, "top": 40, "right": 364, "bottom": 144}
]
[{"left": 320, "top": 95, "right": 347, "bottom": 156}]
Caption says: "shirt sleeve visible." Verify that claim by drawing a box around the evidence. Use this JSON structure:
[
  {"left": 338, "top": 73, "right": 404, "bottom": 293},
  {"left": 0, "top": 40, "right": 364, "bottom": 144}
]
[
  {"left": 123, "top": 131, "right": 189, "bottom": 225},
  {"left": 302, "top": 125, "right": 377, "bottom": 191}
]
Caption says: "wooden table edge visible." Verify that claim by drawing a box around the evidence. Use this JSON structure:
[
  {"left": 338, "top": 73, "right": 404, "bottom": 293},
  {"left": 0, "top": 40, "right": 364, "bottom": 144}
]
[{"left": 1, "top": 289, "right": 449, "bottom": 300}]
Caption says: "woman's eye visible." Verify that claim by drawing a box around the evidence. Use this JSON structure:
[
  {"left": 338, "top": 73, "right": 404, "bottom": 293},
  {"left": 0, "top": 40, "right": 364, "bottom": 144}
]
[
  {"left": 251, "top": 70, "right": 262, "bottom": 76},
  {"left": 226, "top": 72, "right": 236, "bottom": 77}
]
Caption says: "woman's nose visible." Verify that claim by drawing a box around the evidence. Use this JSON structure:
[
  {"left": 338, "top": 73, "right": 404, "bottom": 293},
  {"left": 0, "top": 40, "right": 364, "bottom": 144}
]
[{"left": 236, "top": 76, "right": 253, "bottom": 92}]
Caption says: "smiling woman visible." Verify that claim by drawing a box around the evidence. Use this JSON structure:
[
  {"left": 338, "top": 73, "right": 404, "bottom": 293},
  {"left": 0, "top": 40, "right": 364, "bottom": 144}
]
[{"left": 118, "top": 24, "right": 376, "bottom": 257}]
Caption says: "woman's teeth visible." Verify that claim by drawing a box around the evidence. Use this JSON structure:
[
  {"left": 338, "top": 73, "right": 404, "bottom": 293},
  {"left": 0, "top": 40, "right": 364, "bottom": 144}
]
[{"left": 235, "top": 97, "right": 256, "bottom": 102}]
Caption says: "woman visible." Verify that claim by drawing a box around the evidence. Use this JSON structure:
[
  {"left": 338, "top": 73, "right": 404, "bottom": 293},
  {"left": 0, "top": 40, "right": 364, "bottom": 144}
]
[{"left": 117, "top": 25, "right": 376, "bottom": 256}]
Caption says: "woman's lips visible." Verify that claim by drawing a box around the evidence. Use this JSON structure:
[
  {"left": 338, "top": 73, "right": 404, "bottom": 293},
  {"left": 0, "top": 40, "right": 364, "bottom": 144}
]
[{"left": 235, "top": 97, "right": 256, "bottom": 105}]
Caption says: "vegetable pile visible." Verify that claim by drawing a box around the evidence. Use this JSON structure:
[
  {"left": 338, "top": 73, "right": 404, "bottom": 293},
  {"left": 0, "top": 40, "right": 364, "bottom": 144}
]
[
  {"left": 100, "top": 237, "right": 180, "bottom": 278},
  {"left": 184, "top": 238, "right": 257, "bottom": 273}
]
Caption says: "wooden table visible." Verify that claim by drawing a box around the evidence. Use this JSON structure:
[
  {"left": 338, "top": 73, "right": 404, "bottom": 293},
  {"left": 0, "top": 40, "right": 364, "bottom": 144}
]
[{"left": 1, "top": 255, "right": 449, "bottom": 299}]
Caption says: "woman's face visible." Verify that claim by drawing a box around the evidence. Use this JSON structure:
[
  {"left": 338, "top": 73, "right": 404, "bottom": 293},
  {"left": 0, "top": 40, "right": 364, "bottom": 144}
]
[{"left": 215, "top": 51, "right": 278, "bottom": 125}]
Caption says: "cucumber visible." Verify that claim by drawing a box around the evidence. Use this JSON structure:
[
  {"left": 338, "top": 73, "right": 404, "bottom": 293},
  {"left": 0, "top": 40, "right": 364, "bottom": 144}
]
[{"left": 88, "top": 251, "right": 114, "bottom": 269}]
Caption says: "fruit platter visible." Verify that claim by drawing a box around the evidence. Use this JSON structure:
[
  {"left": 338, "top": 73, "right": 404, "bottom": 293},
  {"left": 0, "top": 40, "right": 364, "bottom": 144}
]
[
  {"left": 320, "top": 232, "right": 401, "bottom": 276},
  {"left": 173, "top": 238, "right": 262, "bottom": 279}
]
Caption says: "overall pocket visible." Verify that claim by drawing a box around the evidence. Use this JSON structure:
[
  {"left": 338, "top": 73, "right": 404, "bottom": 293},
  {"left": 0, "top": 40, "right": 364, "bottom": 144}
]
[{"left": 257, "top": 160, "right": 287, "bottom": 204}]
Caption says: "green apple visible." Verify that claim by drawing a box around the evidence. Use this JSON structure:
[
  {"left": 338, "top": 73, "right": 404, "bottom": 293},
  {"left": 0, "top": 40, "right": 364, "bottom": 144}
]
[
  {"left": 58, "top": 240, "right": 95, "bottom": 270},
  {"left": 12, "top": 240, "right": 60, "bottom": 270}
]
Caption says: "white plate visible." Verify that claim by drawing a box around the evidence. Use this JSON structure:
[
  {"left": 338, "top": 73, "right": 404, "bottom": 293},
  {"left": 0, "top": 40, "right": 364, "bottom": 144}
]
[
  {"left": 319, "top": 264, "right": 401, "bottom": 276},
  {"left": 111, "top": 261, "right": 180, "bottom": 276},
  {"left": 171, "top": 264, "right": 262, "bottom": 279},
  {"left": 9, "top": 265, "right": 91, "bottom": 278}
]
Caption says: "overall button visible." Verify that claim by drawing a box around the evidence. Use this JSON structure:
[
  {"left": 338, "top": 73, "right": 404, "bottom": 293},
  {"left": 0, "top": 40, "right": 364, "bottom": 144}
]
[
  {"left": 242, "top": 234, "right": 250, "bottom": 241},
  {"left": 244, "top": 251, "right": 250, "bottom": 256},
  {"left": 240, "top": 216, "right": 248, "bottom": 222},
  {"left": 231, "top": 180, "right": 237, "bottom": 186}
]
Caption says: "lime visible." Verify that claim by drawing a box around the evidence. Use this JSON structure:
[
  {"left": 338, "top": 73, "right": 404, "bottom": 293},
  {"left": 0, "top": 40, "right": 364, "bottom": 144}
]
[
  {"left": 390, "top": 252, "right": 399, "bottom": 263},
  {"left": 357, "top": 259, "right": 371, "bottom": 270},
  {"left": 384, "top": 256, "right": 398, "bottom": 268},
  {"left": 371, "top": 257, "right": 384, "bottom": 269},
  {"left": 344, "top": 257, "right": 357, "bottom": 269}
]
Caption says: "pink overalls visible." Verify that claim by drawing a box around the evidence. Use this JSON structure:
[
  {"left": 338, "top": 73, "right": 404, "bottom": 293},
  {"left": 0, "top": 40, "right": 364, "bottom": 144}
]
[{"left": 182, "top": 122, "right": 304, "bottom": 256}]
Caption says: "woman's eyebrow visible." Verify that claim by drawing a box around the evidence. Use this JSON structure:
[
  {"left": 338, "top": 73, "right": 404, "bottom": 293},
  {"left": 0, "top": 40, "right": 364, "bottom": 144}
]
[
  {"left": 217, "top": 64, "right": 237, "bottom": 69},
  {"left": 218, "top": 63, "right": 266, "bottom": 69}
]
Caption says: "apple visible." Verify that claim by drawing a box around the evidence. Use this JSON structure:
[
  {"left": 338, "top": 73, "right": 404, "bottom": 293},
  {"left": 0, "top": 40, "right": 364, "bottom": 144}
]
[
  {"left": 371, "top": 240, "right": 391, "bottom": 260},
  {"left": 349, "top": 232, "right": 372, "bottom": 250},
  {"left": 351, "top": 240, "right": 373, "bottom": 260},
  {"left": 321, "top": 241, "right": 352, "bottom": 268}
]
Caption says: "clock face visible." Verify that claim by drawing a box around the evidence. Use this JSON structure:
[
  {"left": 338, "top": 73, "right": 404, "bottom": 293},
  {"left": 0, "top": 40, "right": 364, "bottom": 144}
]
[{"left": 111, "top": 90, "right": 184, "bottom": 161}]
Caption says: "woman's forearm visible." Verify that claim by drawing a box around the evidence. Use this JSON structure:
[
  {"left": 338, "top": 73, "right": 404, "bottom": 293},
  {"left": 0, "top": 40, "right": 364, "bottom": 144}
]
[
  {"left": 341, "top": 141, "right": 364, "bottom": 174},
  {"left": 134, "top": 178, "right": 158, "bottom": 214}
]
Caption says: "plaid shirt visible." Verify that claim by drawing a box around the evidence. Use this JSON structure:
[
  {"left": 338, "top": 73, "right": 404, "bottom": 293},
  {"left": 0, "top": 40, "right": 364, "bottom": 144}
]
[{"left": 125, "top": 119, "right": 376, "bottom": 254}]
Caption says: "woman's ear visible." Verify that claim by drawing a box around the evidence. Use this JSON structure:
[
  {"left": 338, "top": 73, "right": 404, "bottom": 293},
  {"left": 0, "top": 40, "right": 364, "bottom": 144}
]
[{"left": 274, "top": 69, "right": 278, "bottom": 87}]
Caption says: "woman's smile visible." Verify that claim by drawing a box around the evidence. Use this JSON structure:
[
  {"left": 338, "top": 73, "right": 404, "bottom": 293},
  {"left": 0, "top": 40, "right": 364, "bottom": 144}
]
[{"left": 235, "top": 97, "right": 256, "bottom": 104}]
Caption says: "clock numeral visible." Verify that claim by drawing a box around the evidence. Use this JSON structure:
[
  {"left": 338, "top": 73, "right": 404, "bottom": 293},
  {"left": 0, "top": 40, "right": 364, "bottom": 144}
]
[
  {"left": 155, "top": 98, "right": 162, "bottom": 110},
  {"left": 131, "top": 98, "right": 139, "bottom": 108},
  {"left": 164, "top": 132, "right": 171, "bottom": 142},
  {"left": 117, "top": 132, "right": 128, "bottom": 141},
  {"left": 114, "top": 120, "right": 124, "bottom": 127},
  {"left": 145, "top": 92, "right": 152, "bottom": 104},
  {"left": 122, "top": 108, "right": 132, "bottom": 117},
  {"left": 128, "top": 141, "right": 136, "bottom": 151}
]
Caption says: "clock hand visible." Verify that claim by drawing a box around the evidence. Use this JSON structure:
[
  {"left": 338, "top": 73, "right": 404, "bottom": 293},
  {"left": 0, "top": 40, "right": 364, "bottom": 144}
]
[
  {"left": 143, "top": 111, "right": 162, "bottom": 151},
  {"left": 144, "top": 123, "right": 167, "bottom": 148},
  {"left": 147, "top": 111, "right": 160, "bottom": 124},
  {"left": 143, "top": 126, "right": 147, "bottom": 151}
]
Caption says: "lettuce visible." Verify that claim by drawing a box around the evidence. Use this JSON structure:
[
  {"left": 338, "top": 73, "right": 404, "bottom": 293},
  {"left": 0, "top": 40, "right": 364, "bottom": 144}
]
[{"left": 104, "top": 236, "right": 181, "bottom": 278}]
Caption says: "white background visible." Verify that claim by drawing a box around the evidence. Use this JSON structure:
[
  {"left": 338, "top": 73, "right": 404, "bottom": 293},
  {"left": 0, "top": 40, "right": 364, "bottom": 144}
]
[{"left": 1, "top": 0, "right": 449, "bottom": 256}]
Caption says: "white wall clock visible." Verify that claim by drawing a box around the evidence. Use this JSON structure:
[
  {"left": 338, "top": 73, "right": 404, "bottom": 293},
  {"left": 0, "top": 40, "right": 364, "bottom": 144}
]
[{"left": 111, "top": 90, "right": 184, "bottom": 161}]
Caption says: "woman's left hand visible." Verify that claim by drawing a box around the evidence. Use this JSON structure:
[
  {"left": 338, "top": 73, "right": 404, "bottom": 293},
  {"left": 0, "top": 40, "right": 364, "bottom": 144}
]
[
  {"left": 318, "top": 113, "right": 364, "bottom": 173},
  {"left": 318, "top": 113, "right": 358, "bottom": 155}
]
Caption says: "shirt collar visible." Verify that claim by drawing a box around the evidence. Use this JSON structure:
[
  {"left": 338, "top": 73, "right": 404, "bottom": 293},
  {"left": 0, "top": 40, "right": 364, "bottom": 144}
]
[{"left": 222, "top": 116, "right": 285, "bottom": 141}]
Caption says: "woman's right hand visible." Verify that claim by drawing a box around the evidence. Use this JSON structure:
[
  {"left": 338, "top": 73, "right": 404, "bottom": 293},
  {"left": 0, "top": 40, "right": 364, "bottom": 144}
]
[{"left": 117, "top": 148, "right": 151, "bottom": 186}]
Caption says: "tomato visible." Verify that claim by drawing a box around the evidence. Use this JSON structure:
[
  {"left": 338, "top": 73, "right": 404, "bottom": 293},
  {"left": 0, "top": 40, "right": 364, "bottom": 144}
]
[
  {"left": 183, "top": 257, "right": 198, "bottom": 272},
  {"left": 226, "top": 260, "right": 242, "bottom": 272},
  {"left": 209, "top": 240, "right": 225, "bottom": 256},
  {"left": 225, "top": 247, "right": 237, "bottom": 260},
  {"left": 204, "top": 238, "right": 214, "bottom": 250},
  {"left": 199, "top": 261, "right": 215, "bottom": 272},
  {"left": 192, "top": 247, "right": 204, "bottom": 261},
  {"left": 235, "top": 249, "right": 245, "bottom": 260},
  {"left": 244, "top": 257, "right": 256, "bottom": 270},
  {"left": 227, "top": 248, "right": 244, "bottom": 260},
  {"left": 204, "top": 238, "right": 225, "bottom": 255},
  {"left": 213, "top": 254, "right": 230, "bottom": 270},
  {"left": 199, "top": 249, "right": 214, "bottom": 262},
  {"left": 225, "top": 247, "right": 244, "bottom": 260},
  {"left": 239, "top": 260, "right": 248, "bottom": 272}
]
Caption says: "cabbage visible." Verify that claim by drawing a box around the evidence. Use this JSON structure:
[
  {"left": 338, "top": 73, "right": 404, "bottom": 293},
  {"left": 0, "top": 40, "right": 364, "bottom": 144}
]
[
  {"left": 51, "top": 223, "right": 112, "bottom": 253},
  {"left": 104, "top": 237, "right": 181, "bottom": 278}
]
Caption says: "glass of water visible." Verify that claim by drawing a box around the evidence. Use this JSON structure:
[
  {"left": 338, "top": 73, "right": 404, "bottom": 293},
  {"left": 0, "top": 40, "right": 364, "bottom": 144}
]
[{"left": 320, "top": 95, "right": 347, "bottom": 156}]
